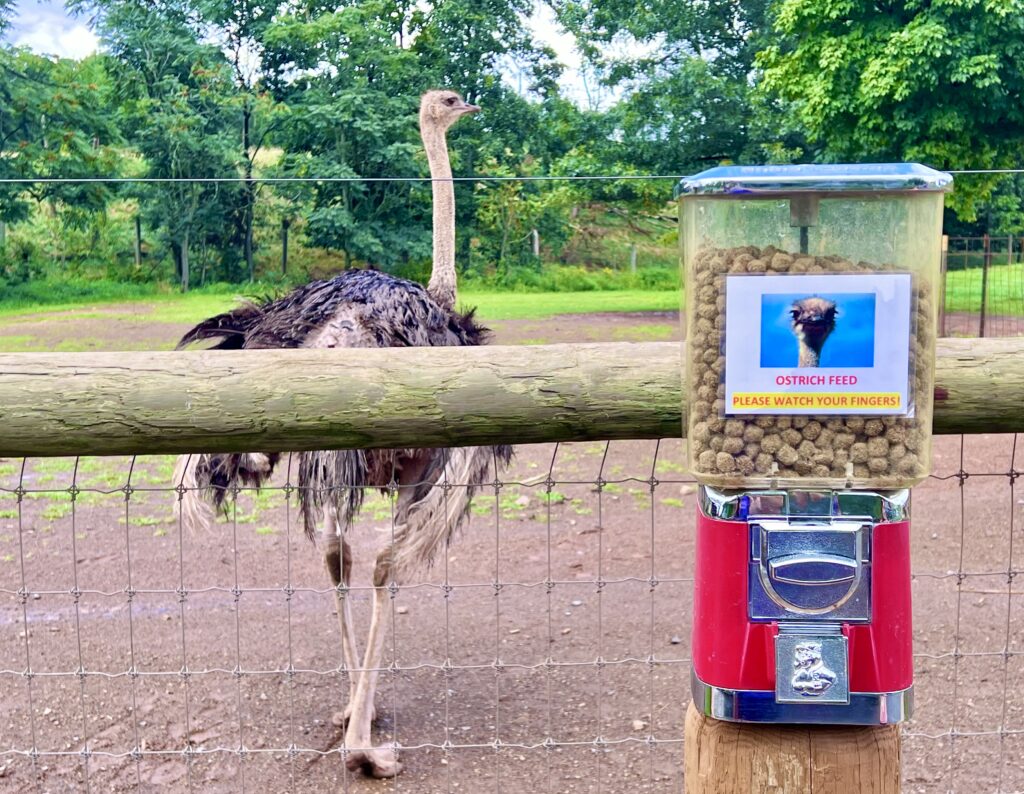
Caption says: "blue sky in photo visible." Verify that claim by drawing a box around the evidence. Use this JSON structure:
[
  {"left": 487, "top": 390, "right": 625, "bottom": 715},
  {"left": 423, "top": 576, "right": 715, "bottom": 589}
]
[{"left": 759, "top": 292, "right": 876, "bottom": 368}]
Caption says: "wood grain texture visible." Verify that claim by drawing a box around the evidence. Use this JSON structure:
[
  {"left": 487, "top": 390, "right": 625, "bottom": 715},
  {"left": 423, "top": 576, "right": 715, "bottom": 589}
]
[
  {"left": 684, "top": 703, "right": 900, "bottom": 794},
  {"left": 0, "top": 337, "right": 1018, "bottom": 457}
]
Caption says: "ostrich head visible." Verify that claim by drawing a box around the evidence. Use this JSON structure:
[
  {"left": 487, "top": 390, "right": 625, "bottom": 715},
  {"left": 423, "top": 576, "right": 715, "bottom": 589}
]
[
  {"left": 419, "top": 90, "right": 480, "bottom": 132},
  {"left": 790, "top": 296, "right": 837, "bottom": 366}
]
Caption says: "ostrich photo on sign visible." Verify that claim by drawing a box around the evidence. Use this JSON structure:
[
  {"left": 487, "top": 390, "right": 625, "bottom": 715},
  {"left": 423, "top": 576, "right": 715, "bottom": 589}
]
[
  {"left": 759, "top": 292, "right": 876, "bottom": 368},
  {"left": 723, "top": 272, "right": 913, "bottom": 416}
]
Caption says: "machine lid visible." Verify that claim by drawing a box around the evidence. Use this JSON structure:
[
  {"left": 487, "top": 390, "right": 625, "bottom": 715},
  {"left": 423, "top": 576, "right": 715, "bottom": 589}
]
[{"left": 678, "top": 163, "right": 953, "bottom": 197}]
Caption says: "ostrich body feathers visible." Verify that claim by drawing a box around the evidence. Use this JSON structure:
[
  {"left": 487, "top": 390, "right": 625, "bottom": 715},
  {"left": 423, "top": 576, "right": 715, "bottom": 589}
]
[{"left": 176, "top": 269, "right": 512, "bottom": 562}]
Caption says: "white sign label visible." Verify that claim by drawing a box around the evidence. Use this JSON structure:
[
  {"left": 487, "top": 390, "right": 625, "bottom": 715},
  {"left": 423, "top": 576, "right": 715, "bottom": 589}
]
[{"left": 723, "top": 273, "right": 914, "bottom": 415}]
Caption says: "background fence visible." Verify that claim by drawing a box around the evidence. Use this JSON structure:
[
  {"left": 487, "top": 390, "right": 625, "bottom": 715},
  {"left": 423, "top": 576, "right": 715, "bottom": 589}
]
[{"left": 942, "top": 235, "right": 1024, "bottom": 338}]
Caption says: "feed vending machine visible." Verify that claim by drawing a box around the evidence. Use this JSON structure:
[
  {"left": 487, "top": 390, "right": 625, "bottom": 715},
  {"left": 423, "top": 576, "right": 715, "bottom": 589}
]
[{"left": 678, "top": 164, "right": 951, "bottom": 724}]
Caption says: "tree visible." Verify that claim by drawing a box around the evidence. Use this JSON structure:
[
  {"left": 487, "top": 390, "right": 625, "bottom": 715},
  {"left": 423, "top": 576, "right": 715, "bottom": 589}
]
[
  {"left": 0, "top": 49, "right": 122, "bottom": 281},
  {"left": 261, "top": 2, "right": 433, "bottom": 270},
  {"left": 758, "top": 0, "right": 1024, "bottom": 221},
  {"left": 195, "top": 0, "right": 281, "bottom": 281},
  {"left": 550, "top": 0, "right": 785, "bottom": 181},
  {"left": 261, "top": 0, "right": 567, "bottom": 276},
  {"left": 78, "top": 0, "right": 247, "bottom": 288}
]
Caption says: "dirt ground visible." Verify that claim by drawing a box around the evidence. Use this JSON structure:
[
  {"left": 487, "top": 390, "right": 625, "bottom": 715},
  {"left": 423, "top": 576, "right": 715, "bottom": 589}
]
[{"left": 0, "top": 307, "right": 1021, "bottom": 794}]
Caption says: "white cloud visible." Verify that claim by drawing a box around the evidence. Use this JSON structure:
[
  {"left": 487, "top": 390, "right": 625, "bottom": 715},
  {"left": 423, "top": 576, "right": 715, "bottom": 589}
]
[{"left": 7, "top": 1, "right": 98, "bottom": 59}]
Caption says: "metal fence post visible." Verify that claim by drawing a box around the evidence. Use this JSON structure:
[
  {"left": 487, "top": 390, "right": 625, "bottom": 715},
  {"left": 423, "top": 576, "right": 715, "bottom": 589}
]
[
  {"left": 979, "top": 233, "right": 991, "bottom": 337},
  {"left": 939, "top": 234, "right": 948, "bottom": 337}
]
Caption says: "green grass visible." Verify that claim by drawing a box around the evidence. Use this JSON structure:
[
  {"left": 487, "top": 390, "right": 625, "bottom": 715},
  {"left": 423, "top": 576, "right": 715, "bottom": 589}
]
[
  {"left": 461, "top": 290, "right": 679, "bottom": 320},
  {"left": 42, "top": 501, "right": 73, "bottom": 520},
  {"left": 944, "top": 262, "right": 1024, "bottom": 315},
  {"left": 0, "top": 278, "right": 245, "bottom": 315},
  {"left": 0, "top": 287, "right": 682, "bottom": 336}
]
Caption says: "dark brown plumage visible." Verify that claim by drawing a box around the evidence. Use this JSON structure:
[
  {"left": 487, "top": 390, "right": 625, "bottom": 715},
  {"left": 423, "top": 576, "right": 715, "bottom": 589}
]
[{"left": 177, "top": 269, "right": 510, "bottom": 541}]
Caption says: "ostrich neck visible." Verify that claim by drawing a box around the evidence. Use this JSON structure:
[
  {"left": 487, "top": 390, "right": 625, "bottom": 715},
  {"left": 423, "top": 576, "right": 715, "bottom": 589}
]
[
  {"left": 422, "top": 122, "right": 456, "bottom": 312},
  {"left": 797, "top": 338, "right": 823, "bottom": 368}
]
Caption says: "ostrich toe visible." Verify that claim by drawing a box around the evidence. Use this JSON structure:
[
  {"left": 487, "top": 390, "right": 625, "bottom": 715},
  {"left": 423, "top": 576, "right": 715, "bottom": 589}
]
[{"left": 346, "top": 744, "right": 402, "bottom": 778}]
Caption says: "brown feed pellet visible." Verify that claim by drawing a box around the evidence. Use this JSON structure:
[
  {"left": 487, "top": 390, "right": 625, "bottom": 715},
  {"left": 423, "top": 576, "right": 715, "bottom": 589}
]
[{"left": 686, "top": 245, "right": 934, "bottom": 487}]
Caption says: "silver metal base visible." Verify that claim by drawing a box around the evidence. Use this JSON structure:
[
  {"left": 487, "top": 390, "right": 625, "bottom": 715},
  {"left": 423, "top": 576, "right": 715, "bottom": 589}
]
[{"left": 692, "top": 670, "right": 912, "bottom": 725}]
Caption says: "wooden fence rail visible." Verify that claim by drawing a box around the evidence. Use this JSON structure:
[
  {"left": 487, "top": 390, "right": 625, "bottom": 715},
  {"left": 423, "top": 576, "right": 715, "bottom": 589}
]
[{"left": 0, "top": 337, "right": 1021, "bottom": 457}]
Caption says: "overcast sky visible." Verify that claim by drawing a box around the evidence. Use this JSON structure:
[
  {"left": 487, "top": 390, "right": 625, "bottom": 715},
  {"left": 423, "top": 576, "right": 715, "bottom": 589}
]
[
  {"left": 3, "top": 0, "right": 608, "bottom": 106},
  {"left": 7, "top": 0, "right": 99, "bottom": 59}
]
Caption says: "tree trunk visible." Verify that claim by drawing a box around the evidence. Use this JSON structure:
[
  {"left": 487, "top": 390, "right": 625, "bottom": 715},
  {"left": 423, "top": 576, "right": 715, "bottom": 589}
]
[
  {"left": 171, "top": 241, "right": 182, "bottom": 284},
  {"left": 0, "top": 338, "right": 1019, "bottom": 458},
  {"left": 242, "top": 102, "right": 255, "bottom": 282},
  {"left": 199, "top": 239, "right": 208, "bottom": 287}
]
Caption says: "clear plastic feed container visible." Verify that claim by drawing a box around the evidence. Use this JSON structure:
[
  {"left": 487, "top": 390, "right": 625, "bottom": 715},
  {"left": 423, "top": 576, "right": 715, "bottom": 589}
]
[{"left": 679, "top": 163, "right": 952, "bottom": 490}]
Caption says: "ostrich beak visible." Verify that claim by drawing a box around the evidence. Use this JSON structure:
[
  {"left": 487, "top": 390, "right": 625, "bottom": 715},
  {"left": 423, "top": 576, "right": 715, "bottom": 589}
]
[{"left": 458, "top": 101, "right": 481, "bottom": 115}]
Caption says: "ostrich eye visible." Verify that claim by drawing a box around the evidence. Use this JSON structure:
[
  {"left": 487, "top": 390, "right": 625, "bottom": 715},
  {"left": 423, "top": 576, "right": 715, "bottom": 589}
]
[
  {"left": 444, "top": 97, "right": 457, "bottom": 106},
  {"left": 790, "top": 309, "right": 801, "bottom": 320}
]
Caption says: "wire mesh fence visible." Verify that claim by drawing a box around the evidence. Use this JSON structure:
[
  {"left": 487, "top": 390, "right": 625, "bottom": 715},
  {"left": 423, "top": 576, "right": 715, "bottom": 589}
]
[
  {"left": 942, "top": 235, "right": 1024, "bottom": 338},
  {"left": 0, "top": 432, "right": 1021, "bottom": 793}
]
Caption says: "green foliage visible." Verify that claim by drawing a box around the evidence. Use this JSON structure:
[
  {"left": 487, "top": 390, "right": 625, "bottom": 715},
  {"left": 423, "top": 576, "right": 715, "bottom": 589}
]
[
  {"left": 1, "top": 0, "right": 1022, "bottom": 297},
  {"left": 758, "top": 0, "right": 1024, "bottom": 220},
  {"left": 552, "top": 0, "right": 798, "bottom": 185}
]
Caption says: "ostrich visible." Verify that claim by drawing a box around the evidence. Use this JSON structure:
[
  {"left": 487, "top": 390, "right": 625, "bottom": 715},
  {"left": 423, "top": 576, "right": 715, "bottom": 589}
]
[
  {"left": 789, "top": 296, "right": 837, "bottom": 367},
  {"left": 174, "top": 90, "right": 511, "bottom": 779}
]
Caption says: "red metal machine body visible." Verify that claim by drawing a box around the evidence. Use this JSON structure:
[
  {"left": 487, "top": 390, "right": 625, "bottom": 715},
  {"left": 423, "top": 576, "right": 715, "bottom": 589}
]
[{"left": 690, "top": 489, "right": 913, "bottom": 724}]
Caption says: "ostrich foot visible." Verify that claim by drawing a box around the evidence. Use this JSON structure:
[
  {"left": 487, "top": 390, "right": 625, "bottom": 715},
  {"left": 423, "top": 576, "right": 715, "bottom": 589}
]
[
  {"left": 331, "top": 703, "right": 376, "bottom": 728},
  {"left": 346, "top": 744, "right": 402, "bottom": 778}
]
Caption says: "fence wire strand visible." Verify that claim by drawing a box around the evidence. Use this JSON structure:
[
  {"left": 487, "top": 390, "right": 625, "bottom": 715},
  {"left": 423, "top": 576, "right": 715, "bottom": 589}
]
[
  {"left": 0, "top": 432, "right": 1021, "bottom": 792},
  {"left": 0, "top": 167, "right": 1022, "bottom": 185}
]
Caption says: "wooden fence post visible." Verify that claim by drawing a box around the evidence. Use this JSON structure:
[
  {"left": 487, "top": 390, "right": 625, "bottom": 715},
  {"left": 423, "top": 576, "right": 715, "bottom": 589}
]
[
  {"left": 684, "top": 703, "right": 901, "bottom": 793},
  {"left": 281, "top": 218, "right": 290, "bottom": 276},
  {"left": 134, "top": 215, "right": 142, "bottom": 268}
]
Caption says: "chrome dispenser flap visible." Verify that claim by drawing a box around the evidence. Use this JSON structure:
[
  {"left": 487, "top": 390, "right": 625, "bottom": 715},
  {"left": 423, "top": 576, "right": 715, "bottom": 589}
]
[{"left": 749, "top": 519, "right": 871, "bottom": 621}]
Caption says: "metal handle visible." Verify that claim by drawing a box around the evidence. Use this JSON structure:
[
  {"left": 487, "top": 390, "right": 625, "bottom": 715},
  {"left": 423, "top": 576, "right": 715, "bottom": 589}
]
[{"left": 768, "top": 554, "right": 857, "bottom": 586}]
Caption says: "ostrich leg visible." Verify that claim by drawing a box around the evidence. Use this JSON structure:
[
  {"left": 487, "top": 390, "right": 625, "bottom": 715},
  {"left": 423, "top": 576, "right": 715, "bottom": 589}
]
[
  {"left": 342, "top": 552, "right": 402, "bottom": 778},
  {"left": 342, "top": 452, "right": 440, "bottom": 778},
  {"left": 321, "top": 507, "right": 365, "bottom": 727},
  {"left": 342, "top": 446, "right": 496, "bottom": 778}
]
